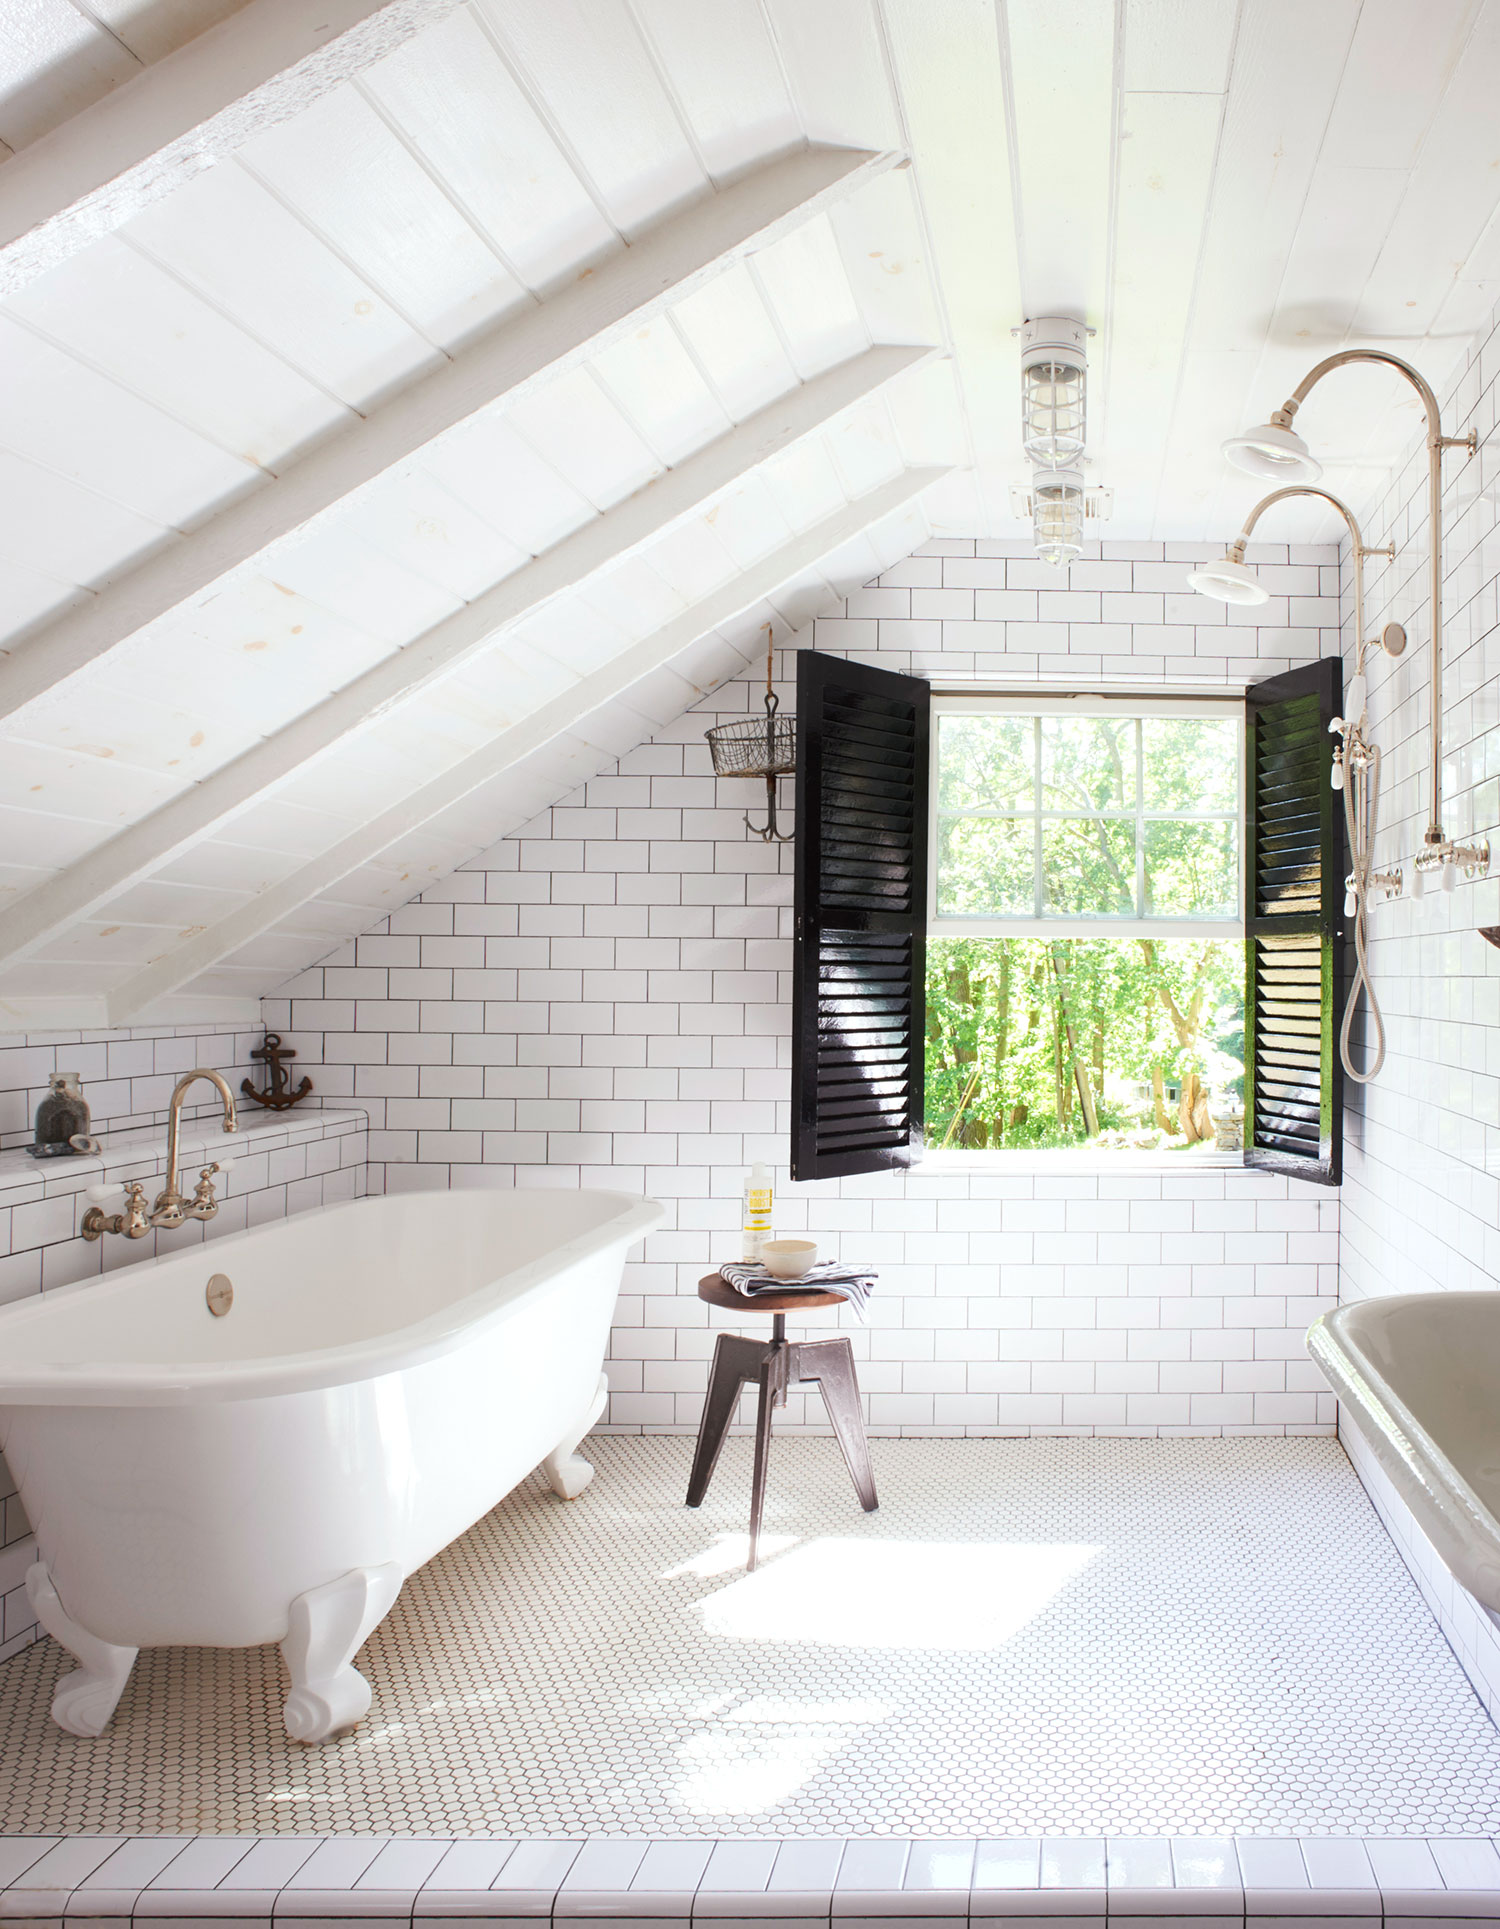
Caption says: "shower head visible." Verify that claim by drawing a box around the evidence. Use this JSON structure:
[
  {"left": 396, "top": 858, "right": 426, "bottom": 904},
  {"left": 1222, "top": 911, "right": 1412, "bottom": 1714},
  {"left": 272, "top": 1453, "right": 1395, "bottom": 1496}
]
[
  {"left": 1185, "top": 555, "right": 1270, "bottom": 605},
  {"left": 1222, "top": 418, "right": 1322, "bottom": 482}
]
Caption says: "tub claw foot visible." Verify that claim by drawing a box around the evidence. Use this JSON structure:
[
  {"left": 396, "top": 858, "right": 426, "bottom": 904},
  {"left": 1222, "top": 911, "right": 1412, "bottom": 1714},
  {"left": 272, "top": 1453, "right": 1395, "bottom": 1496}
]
[
  {"left": 543, "top": 1372, "right": 608, "bottom": 1500},
  {"left": 280, "top": 1563, "right": 401, "bottom": 1745},
  {"left": 26, "top": 1561, "right": 137, "bottom": 1737}
]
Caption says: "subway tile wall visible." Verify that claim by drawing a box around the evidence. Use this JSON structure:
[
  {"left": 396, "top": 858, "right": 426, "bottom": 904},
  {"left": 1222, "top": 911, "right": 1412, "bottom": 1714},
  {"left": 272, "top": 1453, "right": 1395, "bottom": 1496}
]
[
  {"left": 270, "top": 538, "right": 1344, "bottom": 1442},
  {"left": 0, "top": 1019, "right": 367, "bottom": 1662},
  {"left": 1336, "top": 291, "right": 1500, "bottom": 1710}
]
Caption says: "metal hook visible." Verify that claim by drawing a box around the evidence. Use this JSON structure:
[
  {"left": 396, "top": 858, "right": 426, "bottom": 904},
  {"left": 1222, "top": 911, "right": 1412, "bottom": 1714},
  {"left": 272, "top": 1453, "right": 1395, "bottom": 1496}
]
[{"left": 744, "top": 771, "right": 794, "bottom": 842}]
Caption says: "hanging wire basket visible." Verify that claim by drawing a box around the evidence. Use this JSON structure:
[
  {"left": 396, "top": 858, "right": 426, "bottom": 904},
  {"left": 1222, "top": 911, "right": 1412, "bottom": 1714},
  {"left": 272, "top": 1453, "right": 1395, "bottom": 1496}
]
[
  {"left": 705, "top": 700, "right": 796, "bottom": 779},
  {"left": 705, "top": 625, "right": 796, "bottom": 841}
]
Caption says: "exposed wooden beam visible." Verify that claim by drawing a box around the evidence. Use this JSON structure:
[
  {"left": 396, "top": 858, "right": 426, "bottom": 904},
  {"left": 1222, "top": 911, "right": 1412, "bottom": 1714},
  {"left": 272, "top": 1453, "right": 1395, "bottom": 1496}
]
[
  {"left": 0, "top": 346, "right": 937, "bottom": 971},
  {"left": 0, "top": 141, "right": 904, "bottom": 724},
  {"left": 0, "top": 0, "right": 462, "bottom": 297},
  {"left": 105, "top": 467, "right": 950, "bottom": 1022}
]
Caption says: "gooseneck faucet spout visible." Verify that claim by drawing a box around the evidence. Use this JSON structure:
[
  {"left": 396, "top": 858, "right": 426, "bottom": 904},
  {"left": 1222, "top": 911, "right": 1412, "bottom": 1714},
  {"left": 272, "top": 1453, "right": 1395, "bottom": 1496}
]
[{"left": 155, "top": 1069, "right": 237, "bottom": 1229}]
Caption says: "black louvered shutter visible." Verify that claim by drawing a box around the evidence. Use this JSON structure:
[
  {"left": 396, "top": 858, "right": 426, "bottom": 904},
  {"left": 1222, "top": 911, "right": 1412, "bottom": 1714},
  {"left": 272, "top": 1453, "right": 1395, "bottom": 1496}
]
[
  {"left": 791, "top": 650, "right": 929, "bottom": 1181},
  {"left": 1244, "top": 657, "right": 1344, "bottom": 1185}
]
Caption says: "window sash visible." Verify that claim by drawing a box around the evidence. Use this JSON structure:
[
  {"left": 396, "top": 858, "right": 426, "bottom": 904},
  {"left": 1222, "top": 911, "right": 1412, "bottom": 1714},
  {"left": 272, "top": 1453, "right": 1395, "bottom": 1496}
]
[{"left": 929, "top": 694, "right": 1246, "bottom": 937}]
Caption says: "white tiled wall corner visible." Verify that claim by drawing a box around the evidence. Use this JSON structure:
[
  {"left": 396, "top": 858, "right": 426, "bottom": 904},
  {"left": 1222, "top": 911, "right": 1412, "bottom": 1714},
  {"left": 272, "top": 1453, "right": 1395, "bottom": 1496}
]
[
  {"left": 0, "top": 1094, "right": 369, "bottom": 1662},
  {"left": 1334, "top": 285, "right": 1500, "bottom": 1705},
  {"left": 269, "top": 539, "right": 1343, "bottom": 1445}
]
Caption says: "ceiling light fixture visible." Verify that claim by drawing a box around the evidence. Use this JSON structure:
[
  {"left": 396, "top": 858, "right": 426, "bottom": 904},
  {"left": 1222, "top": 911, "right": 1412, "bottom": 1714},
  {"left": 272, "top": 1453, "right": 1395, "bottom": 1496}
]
[
  {"left": 1031, "top": 470, "right": 1086, "bottom": 569},
  {"left": 1015, "top": 316, "right": 1102, "bottom": 568},
  {"left": 1019, "top": 317, "right": 1088, "bottom": 468}
]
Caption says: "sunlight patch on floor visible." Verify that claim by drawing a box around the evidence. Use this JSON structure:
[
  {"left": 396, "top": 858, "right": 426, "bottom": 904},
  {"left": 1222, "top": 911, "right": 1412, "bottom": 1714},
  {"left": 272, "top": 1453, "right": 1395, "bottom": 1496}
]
[{"left": 700, "top": 1536, "right": 1098, "bottom": 1649}]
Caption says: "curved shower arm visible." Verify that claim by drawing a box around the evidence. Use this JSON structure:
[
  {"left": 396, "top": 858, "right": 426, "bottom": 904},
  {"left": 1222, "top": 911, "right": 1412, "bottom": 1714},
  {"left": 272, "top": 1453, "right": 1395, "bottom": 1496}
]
[
  {"left": 1268, "top": 349, "right": 1475, "bottom": 847},
  {"left": 1227, "top": 483, "right": 1386, "bottom": 681}
]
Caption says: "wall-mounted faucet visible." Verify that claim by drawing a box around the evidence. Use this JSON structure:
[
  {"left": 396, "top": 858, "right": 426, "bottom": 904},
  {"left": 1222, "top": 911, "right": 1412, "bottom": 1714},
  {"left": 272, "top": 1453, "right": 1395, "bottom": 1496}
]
[{"left": 82, "top": 1068, "right": 238, "bottom": 1242}]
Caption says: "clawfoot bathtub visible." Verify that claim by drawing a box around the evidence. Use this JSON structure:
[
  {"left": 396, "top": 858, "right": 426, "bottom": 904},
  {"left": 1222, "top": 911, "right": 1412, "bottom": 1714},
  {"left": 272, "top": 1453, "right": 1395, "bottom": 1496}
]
[{"left": 0, "top": 1185, "right": 660, "bottom": 1743}]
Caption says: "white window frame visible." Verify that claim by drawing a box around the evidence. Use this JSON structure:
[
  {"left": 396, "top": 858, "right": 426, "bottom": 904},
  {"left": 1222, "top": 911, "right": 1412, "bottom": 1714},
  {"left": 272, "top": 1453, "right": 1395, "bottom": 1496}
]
[{"left": 927, "top": 691, "right": 1247, "bottom": 940}]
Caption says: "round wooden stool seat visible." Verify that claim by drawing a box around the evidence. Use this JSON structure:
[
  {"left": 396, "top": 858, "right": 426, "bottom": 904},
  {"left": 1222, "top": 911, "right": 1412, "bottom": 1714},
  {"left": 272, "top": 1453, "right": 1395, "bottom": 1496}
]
[{"left": 697, "top": 1271, "right": 844, "bottom": 1314}]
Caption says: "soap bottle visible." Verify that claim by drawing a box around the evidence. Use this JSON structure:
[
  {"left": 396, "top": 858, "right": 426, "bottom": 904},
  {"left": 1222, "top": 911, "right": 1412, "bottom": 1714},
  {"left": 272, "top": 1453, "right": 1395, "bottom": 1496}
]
[{"left": 742, "top": 1162, "right": 774, "bottom": 1264}]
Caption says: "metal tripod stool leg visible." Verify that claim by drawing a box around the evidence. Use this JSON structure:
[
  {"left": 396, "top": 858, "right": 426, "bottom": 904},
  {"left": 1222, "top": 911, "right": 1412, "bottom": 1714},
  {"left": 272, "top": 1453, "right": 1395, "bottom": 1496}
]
[{"left": 691, "top": 1276, "right": 879, "bottom": 1571}]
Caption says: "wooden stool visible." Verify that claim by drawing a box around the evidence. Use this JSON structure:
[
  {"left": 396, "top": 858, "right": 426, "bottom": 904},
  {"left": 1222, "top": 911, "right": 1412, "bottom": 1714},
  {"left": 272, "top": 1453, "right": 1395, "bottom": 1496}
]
[{"left": 686, "top": 1272, "right": 877, "bottom": 1570}]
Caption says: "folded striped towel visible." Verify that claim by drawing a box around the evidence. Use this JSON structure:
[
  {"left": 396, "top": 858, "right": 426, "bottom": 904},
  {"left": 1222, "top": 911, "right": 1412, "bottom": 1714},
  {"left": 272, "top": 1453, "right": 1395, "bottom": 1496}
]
[{"left": 718, "top": 1258, "right": 875, "bottom": 1319}]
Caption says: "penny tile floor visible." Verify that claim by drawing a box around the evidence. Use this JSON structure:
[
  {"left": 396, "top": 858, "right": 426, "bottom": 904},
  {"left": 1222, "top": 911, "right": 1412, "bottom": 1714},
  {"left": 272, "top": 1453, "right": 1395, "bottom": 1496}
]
[{"left": 2, "top": 1435, "right": 1499, "bottom": 1837}]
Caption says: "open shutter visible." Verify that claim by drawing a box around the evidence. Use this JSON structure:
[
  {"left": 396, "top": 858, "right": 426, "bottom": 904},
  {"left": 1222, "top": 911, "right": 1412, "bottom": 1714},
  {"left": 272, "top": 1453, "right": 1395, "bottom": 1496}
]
[
  {"left": 1244, "top": 657, "right": 1344, "bottom": 1185},
  {"left": 791, "top": 649, "right": 930, "bottom": 1181}
]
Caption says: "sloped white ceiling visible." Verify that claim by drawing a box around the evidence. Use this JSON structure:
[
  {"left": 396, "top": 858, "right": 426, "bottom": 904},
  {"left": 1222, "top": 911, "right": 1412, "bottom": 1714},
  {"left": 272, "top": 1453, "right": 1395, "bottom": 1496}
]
[{"left": 2, "top": 0, "right": 1500, "bottom": 1026}]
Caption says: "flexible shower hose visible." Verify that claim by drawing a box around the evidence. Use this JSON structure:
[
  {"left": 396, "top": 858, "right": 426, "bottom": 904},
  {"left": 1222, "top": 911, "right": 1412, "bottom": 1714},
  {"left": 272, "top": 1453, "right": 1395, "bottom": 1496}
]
[{"left": 1339, "top": 740, "right": 1386, "bottom": 1083}]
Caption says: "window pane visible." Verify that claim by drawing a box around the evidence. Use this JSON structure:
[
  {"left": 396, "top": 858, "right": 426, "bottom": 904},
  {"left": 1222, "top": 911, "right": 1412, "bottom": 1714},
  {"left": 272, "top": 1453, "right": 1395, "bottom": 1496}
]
[
  {"left": 1141, "top": 716, "right": 1238, "bottom": 812},
  {"left": 936, "top": 815, "right": 1034, "bottom": 916},
  {"left": 1144, "top": 819, "right": 1238, "bottom": 916},
  {"left": 925, "top": 935, "right": 1246, "bottom": 1153},
  {"left": 1041, "top": 715, "right": 1134, "bottom": 812},
  {"left": 936, "top": 714, "right": 1034, "bottom": 811},
  {"left": 1042, "top": 817, "right": 1135, "bottom": 916}
]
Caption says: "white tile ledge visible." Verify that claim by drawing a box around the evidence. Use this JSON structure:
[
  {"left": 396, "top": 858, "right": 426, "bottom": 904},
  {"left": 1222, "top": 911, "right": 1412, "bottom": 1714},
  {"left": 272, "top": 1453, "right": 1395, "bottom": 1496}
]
[
  {"left": 0, "top": 1108, "right": 368, "bottom": 1202},
  {"left": 915, "top": 1152, "right": 1246, "bottom": 1176},
  {"left": 4, "top": 1837, "right": 1500, "bottom": 1922}
]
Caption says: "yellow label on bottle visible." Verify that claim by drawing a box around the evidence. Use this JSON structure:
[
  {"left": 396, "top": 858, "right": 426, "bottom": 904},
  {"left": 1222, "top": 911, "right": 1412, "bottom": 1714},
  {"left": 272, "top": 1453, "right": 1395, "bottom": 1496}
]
[{"left": 746, "top": 1188, "right": 772, "bottom": 1217}]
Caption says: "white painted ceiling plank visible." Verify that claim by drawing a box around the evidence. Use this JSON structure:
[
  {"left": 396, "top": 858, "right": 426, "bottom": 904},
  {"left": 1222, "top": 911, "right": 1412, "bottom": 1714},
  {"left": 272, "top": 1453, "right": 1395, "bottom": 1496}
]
[
  {"left": 1154, "top": 0, "right": 1361, "bottom": 537},
  {"left": 1099, "top": 90, "right": 1226, "bottom": 536},
  {"left": 760, "top": 0, "right": 901, "bottom": 152},
  {"left": 355, "top": 7, "right": 617, "bottom": 297},
  {"left": 103, "top": 465, "right": 948, "bottom": 1019},
  {"left": 0, "top": 311, "right": 259, "bottom": 526},
  {"left": 81, "top": 1, "right": 254, "bottom": 68},
  {"left": 473, "top": 0, "right": 707, "bottom": 238},
  {"left": 5, "top": 233, "right": 351, "bottom": 477},
  {"left": 876, "top": 0, "right": 1021, "bottom": 523},
  {"left": 626, "top": 0, "right": 800, "bottom": 186},
  {"left": 1005, "top": 0, "right": 1116, "bottom": 322},
  {"left": 0, "top": 0, "right": 464, "bottom": 294},
  {"left": 0, "top": 346, "right": 935, "bottom": 970},
  {"left": 0, "top": 0, "right": 142, "bottom": 154},
  {"left": 1319, "top": 0, "right": 1483, "bottom": 173},
  {"left": 0, "top": 142, "right": 904, "bottom": 726},
  {"left": 121, "top": 158, "right": 440, "bottom": 408},
  {"left": 234, "top": 86, "right": 529, "bottom": 352}
]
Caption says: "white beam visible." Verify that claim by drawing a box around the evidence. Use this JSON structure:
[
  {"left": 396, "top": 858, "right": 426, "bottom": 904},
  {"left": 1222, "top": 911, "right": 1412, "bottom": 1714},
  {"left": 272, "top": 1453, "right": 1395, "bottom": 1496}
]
[
  {"left": 0, "top": 0, "right": 462, "bottom": 296},
  {"left": 0, "top": 141, "right": 903, "bottom": 724},
  {"left": 105, "top": 466, "right": 950, "bottom": 1022},
  {"left": 0, "top": 345, "right": 937, "bottom": 970}
]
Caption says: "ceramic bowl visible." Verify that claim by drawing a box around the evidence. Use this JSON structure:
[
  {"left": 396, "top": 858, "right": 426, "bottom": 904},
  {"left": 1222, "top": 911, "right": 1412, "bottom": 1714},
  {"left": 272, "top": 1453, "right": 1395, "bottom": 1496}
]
[{"left": 762, "top": 1237, "right": 818, "bottom": 1280}]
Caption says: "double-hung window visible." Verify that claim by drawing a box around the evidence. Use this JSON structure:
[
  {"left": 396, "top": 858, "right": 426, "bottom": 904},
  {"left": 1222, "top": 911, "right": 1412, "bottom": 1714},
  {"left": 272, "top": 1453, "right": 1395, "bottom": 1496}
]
[
  {"left": 790, "top": 652, "right": 1342, "bottom": 1187},
  {"left": 925, "top": 695, "right": 1245, "bottom": 1159}
]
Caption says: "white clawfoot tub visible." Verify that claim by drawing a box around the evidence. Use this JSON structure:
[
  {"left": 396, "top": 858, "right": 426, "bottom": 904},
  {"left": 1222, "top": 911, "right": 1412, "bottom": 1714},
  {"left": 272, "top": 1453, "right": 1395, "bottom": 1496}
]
[{"left": 0, "top": 1185, "right": 661, "bottom": 1744}]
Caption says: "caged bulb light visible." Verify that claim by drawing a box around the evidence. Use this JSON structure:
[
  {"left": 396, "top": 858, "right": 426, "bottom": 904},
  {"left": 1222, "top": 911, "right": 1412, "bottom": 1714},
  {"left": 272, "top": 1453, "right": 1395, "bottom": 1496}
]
[
  {"left": 1032, "top": 469, "right": 1085, "bottom": 568},
  {"left": 1019, "top": 317, "right": 1088, "bottom": 468}
]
